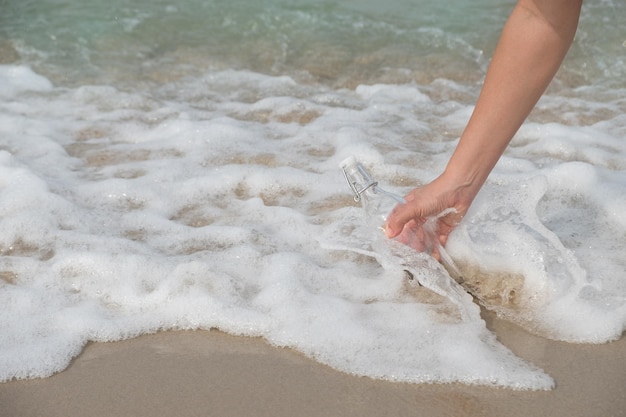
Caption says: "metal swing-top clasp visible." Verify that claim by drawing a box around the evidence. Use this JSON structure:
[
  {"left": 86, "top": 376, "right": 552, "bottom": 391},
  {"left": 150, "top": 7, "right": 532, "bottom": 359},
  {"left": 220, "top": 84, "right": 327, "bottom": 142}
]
[{"left": 341, "top": 161, "right": 378, "bottom": 202}]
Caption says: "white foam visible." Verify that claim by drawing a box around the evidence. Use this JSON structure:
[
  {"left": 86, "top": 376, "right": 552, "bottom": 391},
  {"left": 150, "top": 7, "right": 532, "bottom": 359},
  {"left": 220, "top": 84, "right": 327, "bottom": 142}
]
[
  {"left": 0, "top": 66, "right": 53, "bottom": 98},
  {"left": 0, "top": 63, "right": 624, "bottom": 390},
  {"left": 355, "top": 84, "right": 431, "bottom": 103}
]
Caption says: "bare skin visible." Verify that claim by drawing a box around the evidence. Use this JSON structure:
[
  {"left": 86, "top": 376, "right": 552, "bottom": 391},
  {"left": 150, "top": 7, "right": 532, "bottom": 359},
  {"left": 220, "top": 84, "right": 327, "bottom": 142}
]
[{"left": 385, "top": 0, "right": 582, "bottom": 250}]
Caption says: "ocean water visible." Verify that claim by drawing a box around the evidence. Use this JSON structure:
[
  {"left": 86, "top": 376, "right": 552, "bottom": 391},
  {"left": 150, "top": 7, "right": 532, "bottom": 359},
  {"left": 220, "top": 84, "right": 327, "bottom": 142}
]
[{"left": 0, "top": 0, "right": 625, "bottom": 389}]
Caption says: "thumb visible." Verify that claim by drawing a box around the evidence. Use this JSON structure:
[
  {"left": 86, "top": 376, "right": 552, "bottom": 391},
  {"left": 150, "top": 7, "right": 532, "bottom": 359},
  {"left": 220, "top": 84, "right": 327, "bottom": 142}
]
[{"left": 385, "top": 200, "right": 425, "bottom": 238}]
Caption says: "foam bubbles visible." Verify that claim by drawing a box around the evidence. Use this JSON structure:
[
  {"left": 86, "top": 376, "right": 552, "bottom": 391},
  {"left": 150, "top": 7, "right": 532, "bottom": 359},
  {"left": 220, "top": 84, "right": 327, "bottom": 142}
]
[
  {"left": 0, "top": 52, "right": 624, "bottom": 389},
  {"left": 0, "top": 66, "right": 53, "bottom": 98},
  {"left": 0, "top": 0, "right": 625, "bottom": 389}
]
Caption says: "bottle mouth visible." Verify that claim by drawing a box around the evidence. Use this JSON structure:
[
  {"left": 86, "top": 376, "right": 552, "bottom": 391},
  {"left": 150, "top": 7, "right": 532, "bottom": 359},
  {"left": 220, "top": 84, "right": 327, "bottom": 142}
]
[
  {"left": 340, "top": 156, "right": 377, "bottom": 202},
  {"left": 339, "top": 155, "right": 358, "bottom": 170}
]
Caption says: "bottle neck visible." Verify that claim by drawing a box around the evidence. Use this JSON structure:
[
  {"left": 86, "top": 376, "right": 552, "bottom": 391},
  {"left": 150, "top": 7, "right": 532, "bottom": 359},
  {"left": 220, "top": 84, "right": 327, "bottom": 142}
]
[
  {"left": 342, "top": 159, "right": 406, "bottom": 205},
  {"left": 342, "top": 160, "right": 379, "bottom": 203}
]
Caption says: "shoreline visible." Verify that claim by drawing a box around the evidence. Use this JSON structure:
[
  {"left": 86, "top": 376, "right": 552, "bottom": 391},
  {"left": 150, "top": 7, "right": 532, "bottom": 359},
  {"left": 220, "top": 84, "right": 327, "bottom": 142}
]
[{"left": 1, "top": 310, "right": 625, "bottom": 417}]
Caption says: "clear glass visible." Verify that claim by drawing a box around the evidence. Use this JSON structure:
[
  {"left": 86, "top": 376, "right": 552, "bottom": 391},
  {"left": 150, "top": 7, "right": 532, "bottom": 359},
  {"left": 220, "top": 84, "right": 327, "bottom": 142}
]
[
  {"left": 340, "top": 156, "right": 405, "bottom": 228},
  {"left": 340, "top": 156, "right": 461, "bottom": 278}
]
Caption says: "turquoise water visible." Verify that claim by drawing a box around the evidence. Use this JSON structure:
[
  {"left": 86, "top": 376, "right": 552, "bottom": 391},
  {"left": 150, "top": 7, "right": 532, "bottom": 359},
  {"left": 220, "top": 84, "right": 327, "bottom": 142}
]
[
  {"left": 2, "top": 0, "right": 624, "bottom": 88},
  {"left": 0, "top": 0, "right": 625, "bottom": 388}
]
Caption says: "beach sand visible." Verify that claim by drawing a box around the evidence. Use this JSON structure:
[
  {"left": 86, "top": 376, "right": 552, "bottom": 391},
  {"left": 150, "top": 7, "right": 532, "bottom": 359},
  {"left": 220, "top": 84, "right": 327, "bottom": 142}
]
[{"left": 1, "top": 309, "right": 625, "bottom": 417}]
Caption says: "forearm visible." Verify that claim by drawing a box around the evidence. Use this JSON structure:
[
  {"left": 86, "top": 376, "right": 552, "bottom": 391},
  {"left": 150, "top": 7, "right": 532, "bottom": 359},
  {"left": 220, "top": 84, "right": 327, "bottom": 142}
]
[
  {"left": 443, "top": 0, "right": 582, "bottom": 201},
  {"left": 385, "top": 0, "right": 581, "bottom": 241}
]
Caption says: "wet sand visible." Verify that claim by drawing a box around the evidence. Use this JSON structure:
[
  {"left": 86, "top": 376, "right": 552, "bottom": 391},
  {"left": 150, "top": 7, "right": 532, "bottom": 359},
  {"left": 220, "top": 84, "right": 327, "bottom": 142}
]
[{"left": 1, "top": 310, "right": 625, "bottom": 417}]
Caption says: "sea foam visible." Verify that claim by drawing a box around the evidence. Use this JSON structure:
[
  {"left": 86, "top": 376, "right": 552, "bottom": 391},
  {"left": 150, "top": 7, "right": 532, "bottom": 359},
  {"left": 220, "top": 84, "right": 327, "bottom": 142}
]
[{"left": 0, "top": 56, "right": 624, "bottom": 389}]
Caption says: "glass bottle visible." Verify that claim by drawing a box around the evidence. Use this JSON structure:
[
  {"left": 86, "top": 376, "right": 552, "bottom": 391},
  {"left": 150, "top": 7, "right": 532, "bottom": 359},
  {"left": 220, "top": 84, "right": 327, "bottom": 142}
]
[
  {"left": 340, "top": 156, "right": 405, "bottom": 230},
  {"left": 340, "top": 156, "right": 461, "bottom": 279}
]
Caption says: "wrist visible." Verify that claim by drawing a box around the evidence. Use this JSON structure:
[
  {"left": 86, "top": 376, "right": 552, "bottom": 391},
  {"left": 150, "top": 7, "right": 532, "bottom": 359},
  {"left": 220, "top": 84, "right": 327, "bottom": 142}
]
[{"left": 437, "top": 163, "right": 483, "bottom": 214}]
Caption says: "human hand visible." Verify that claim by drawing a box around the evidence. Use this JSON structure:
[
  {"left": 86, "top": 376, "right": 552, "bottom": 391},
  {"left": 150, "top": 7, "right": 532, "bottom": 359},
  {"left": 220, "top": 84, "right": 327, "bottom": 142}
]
[{"left": 384, "top": 175, "right": 473, "bottom": 256}]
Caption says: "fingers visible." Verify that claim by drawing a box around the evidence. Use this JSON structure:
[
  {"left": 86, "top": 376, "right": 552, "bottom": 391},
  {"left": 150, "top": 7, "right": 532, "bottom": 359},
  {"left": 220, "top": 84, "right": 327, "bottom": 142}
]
[
  {"left": 395, "top": 220, "right": 442, "bottom": 260},
  {"left": 383, "top": 184, "right": 465, "bottom": 259},
  {"left": 384, "top": 187, "right": 437, "bottom": 238},
  {"left": 384, "top": 191, "right": 427, "bottom": 238},
  {"left": 383, "top": 178, "right": 470, "bottom": 266},
  {"left": 385, "top": 202, "right": 424, "bottom": 238}
]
